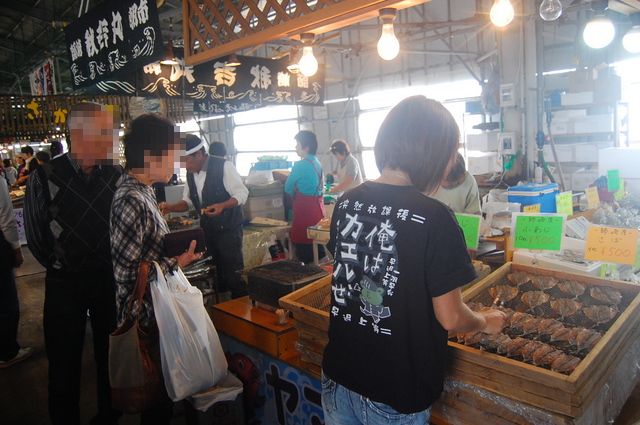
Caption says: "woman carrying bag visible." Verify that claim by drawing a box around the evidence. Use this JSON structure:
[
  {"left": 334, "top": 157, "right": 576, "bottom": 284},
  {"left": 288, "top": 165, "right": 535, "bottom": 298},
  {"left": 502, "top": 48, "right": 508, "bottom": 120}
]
[{"left": 109, "top": 115, "right": 202, "bottom": 423}]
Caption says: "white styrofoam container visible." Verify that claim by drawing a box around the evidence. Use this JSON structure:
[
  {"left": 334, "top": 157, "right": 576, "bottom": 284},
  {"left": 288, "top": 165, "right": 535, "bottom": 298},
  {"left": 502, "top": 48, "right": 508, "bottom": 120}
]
[
  {"left": 573, "top": 114, "right": 614, "bottom": 134},
  {"left": 466, "top": 132, "right": 500, "bottom": 151},
  {"left": 467, "top": 152, "right": 499, "bottom": 175},
  {"left": 573, "top": 141, "right": 612, "bottom": 163},
  {"left": 549, "top": 120, "right": 573, "bottom": 135},
  {"left": 543, "top": 144, "right": 575, "bottom": 162},
  {"left": 571, "top": 169, "right": 599, "bottom": 191},
  {"left": 561, "top": 92, "right": 594, "bottom": 106},
  {"left": 598, "top": 147, "right": 640, "bottom": 179}
]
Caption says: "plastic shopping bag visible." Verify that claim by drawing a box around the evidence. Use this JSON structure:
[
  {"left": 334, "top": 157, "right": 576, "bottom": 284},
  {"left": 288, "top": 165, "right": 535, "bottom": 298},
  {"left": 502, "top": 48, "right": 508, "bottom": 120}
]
[{"left": 150, "top": 262, "right": 228, "bottom": 401}]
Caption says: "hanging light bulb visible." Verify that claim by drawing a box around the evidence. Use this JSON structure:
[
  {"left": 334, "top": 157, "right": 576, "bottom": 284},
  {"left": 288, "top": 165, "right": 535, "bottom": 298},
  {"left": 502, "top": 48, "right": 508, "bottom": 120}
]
[
  {"left": 623, "top": 26, "right": 640, "bottom": 53},
  {"left": 539, "top": 0, "right": 562, "bottom": 22},
  {"left": 583, "top": 16, "right": 616, "bottom": 49},
  {"left": 490, "top": 0, "right": 515, "bottom": 28},
  {"left": 377, "top": 8, "right": 400, "bottom": 61},
  {"left": 298, "top": 33, "right": 318, "bottom": 77}
]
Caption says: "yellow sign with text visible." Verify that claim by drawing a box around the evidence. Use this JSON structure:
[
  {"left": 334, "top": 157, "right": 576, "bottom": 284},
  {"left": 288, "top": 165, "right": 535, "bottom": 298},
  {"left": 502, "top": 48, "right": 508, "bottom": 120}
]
[
  {"left": 523, "top": 204, "right": 541, "bottom": 213},
  {"left": 586, "top": 186, "right": 600, "bottom": 210},
  {"left": 585, "top": 225, "right": 639, "bottom": 265}
]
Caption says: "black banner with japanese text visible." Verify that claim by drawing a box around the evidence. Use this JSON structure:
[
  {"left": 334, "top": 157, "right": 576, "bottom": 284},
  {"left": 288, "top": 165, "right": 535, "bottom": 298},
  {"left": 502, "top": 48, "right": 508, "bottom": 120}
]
[
  {"left": 64, "top": 0, "right": 163, "bottom": 89},
  {"left": 88, "top": 54, "right": 325, "bottom": 112}
]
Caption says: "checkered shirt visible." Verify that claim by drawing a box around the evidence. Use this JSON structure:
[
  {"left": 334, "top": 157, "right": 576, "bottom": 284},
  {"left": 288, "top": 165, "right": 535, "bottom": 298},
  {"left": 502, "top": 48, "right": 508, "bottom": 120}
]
[{"left": 110, "top": 174, "right": 177, "bottom": 327}]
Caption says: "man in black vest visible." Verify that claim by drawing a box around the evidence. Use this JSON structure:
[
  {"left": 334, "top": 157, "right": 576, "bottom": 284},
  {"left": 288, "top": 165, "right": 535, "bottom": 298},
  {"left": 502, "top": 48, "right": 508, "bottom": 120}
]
[
  {"left": 24, "top": 103, "right": 122, "bottom": 425},
  {"left": 161, "top": 135, "right": 249, "bottom": 298}
]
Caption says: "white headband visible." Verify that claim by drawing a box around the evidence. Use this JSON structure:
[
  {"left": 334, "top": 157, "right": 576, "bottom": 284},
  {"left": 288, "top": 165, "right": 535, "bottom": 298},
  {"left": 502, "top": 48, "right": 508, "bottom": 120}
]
[{"left": 184, "top": 140, "right": 205, "bottom": 156}]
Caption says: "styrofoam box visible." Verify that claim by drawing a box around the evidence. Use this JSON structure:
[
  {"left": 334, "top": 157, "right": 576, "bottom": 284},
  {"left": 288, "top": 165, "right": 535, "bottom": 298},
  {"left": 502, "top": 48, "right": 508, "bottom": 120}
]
[
  {"left": 573, "top": 141, "right": 612, "bottom": 163},
  {"left": 561, "top": 91, "right": 594, "bottom": 106},
  {"left": 549, "top": 120, "right": 572, "bottom": 135},
  {"left": 571, "top": 169, "right": 599, "bottom": 191},
  {"left": 543, "top": 144, "right": 575, "bottom": 162},
  {"left": 573, "top": 114, "right": 614, "bottom": 134},
  {"left": 553, "top": 109, "right": 588, "bottom": 120},
  {"left": 599, "top": 147, "right": 640, "bottom": 179},
  {"left": 466, "top": 132, "right": 499, "bottom": 151},
  {"left": 467, "top": 152, "right": 499, "bottom": 175}
]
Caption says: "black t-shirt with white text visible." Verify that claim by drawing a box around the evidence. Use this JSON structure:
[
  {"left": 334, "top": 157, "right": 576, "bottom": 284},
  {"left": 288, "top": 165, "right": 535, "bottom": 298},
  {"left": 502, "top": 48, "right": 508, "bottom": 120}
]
[{"left": 322, "top": 181, "right": 477, "bottom": 413}]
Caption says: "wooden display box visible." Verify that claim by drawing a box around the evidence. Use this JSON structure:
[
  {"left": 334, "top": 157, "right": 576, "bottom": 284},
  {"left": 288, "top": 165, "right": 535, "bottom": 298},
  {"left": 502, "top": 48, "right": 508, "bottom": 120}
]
[
  {"left": 279, "top": 275, "right": 332, "bottom": 367},
  {"left": 450, "top": 263, "right": 640, "bottom": 418}
]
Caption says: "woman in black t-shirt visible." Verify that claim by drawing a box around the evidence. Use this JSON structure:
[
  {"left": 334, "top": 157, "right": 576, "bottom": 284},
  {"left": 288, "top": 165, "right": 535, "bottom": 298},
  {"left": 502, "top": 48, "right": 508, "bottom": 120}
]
[{"left": 322, "top": 96, "right": 506, "bottom": 424}]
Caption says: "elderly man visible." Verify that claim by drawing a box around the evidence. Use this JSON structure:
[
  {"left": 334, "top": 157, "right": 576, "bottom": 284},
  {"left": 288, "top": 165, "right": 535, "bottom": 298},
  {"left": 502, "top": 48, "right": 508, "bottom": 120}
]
[
  {"left": 161, "top": 135, "right": 249, "bottom": 298},
  {"left": 24, "top": 103, "right": 123, "bottom": 425}
]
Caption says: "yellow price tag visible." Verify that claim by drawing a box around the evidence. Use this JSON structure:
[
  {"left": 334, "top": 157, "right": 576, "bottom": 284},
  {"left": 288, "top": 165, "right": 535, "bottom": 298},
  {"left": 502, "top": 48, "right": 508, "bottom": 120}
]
[
  {"left": 586, "top": 186, "right": 600, "bottom": 210},
  {"left": 585, "top": 225, "right": 639, "bottom": 265},
  {"left": 614, "top": 180, "right": 625, "bottom": 201},
  {"left": 523, "top": 204, "right": 541, "bottom": 213},
  {"left": 555, "top": 191, "right": 573, "bottom": 216}
]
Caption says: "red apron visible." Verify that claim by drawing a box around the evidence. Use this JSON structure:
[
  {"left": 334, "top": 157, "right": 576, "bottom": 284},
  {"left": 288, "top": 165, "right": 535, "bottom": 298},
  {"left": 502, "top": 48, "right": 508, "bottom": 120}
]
[{"left": 290, "top": 158, "right": 325, "bottom": 244}]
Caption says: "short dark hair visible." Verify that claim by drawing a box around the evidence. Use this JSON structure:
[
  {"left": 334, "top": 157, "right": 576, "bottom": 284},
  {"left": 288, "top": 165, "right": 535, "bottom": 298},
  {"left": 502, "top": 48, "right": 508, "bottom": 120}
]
[
  {"left": 445, "top": 153, "right": 466, "bottom": 186},
  {"left": 35, "top": 151, "right": 50, "bottom": 163},
  {"left": 294, "top": 130, "right": 318, "bottom": 155},
  {"left": 2, "top": 159, "right": 11, "bottom": 168},
  {"left": 375, "top": 96, "right": 460, "bottom": 193},
  {"left": 123, "top": 114, "right": 177, "bottom": 170},
  {"left": 330, "top": 140, "right": 351, "bottom": 156},
  {"left": 21, "top": 146, "right": 34, "bottom": 156},
  {"left": 209, "top": 142, "right": 227, "bottom": 157},
  {"left": 185, "top": 134, "right": 206, "bottom": 157},
  {"left": 50, "top": 141, "right": 63, "bottom": 157}
]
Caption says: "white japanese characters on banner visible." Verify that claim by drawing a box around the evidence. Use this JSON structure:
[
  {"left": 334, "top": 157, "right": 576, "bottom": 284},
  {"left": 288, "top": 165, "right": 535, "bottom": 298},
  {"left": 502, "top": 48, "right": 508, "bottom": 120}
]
[{"left": 64, "top": 0, "right": 163, "bottom": 89}]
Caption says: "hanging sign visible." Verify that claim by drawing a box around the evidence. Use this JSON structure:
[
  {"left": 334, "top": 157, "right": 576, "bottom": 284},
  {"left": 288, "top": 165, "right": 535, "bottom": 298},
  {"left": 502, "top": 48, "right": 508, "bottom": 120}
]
[
  {"left": 555, "top": 191, "right": 573, "bottom": 216},
  {"left": 29, "top": 58, "right": 57, "bottom": 95},
  {"left": 607, "top": 169, "right": 621, "bottom": 192},
  {"left": 586, "top": 186, "right": 600, "bottom": 210},
  {"left": 64, "top": 0, "right": 163, "bottom": 89},
  {"left": 455, "top": 213, "right": 481, "bottom": 250},
  {"left": 513, "top": 214, "right": 565, "bottom": 251}
]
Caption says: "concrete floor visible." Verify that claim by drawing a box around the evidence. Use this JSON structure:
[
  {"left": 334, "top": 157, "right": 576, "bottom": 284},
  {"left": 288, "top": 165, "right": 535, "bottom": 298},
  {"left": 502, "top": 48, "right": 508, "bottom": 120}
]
[{"left": 2, "top": 249, "right": 640, "bottom": 425}]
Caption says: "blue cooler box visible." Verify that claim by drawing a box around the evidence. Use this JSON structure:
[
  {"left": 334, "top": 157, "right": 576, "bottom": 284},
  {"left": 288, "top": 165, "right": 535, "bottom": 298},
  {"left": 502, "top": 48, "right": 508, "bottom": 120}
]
[{"left": 507, "top": 183, "right": 559, "bottom": 212}]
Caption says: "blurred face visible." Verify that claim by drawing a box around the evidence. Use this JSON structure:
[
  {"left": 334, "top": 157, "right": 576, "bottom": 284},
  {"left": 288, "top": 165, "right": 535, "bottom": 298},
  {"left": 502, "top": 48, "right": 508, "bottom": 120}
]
[
  {"left": 69, "top": 109, "right": 119, "bottom": 167},
  {"left": 296, "top": 142, "right": 308, "bottom": 158},
  {"left": 183, "top": 150, "right": 207, "bottom": 173},
  {"left": 333, "top": 151, "right": 346, "bottom": 162},
  {"left": 440, "top": 152, "right": 459, "bottom": 188},
  {"left": 131, "top": 137, "right": 181, "bottom": 184}
]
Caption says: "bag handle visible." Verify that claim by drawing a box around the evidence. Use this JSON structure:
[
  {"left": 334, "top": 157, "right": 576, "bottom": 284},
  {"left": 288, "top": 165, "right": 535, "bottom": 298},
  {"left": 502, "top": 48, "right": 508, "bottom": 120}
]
[{"left": 127, "top": 261, "right": 151, "bottom": 314}]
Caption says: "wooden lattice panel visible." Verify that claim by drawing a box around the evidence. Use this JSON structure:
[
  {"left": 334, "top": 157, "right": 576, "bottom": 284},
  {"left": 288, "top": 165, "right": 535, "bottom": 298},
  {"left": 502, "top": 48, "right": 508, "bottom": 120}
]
[{"left": 183, "top": 0, "right": 429, "bottom": 66}]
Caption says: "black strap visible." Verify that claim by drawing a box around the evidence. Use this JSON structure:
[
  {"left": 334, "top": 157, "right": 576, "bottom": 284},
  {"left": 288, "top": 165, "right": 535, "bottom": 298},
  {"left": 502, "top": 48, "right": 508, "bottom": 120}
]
[{"left": 303, "top": 157, "right": 324, "bottom": 195}]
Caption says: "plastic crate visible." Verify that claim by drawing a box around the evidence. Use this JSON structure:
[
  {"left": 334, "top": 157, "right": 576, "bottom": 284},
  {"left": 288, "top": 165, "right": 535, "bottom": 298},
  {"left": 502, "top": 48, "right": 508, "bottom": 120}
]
[{"left": 251, "top": 160, "right": 293, "bottom": 171}]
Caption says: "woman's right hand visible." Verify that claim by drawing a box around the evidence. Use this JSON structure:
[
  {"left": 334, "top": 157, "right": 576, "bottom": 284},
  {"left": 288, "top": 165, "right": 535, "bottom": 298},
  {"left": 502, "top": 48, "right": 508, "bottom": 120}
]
[
  {"left": 480, "top": 309, "right": 507, "bottom": 335},
  {"left": 176, "top": 240, "right": 203, "bottom": 268}
]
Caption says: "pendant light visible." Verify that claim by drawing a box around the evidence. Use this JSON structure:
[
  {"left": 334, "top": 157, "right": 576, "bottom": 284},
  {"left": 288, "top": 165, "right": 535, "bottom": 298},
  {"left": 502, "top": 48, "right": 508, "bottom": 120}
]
[
  {"left": 623, "top": 26, "right": 640, "bottom": 54},
  {"left": 539, "top": 0, "right": 562, "bottom": 22},
  {"left": 226, "top": 53, "right": 242, "bottom": 67},
  {"left": 490, "top": 0, "right": 515, "bottom": 28},
  {"left": 582, "top": 1, "right": 615, "bottom": 50},
  {"left": 160, "top": 17, "right": 178, "bottom": 65},
  {"left": 298, "top": 33, "right": 318, "bottom": 77},
  {"left": 377, "top": 8, "right": 400, "bottom": 61}
]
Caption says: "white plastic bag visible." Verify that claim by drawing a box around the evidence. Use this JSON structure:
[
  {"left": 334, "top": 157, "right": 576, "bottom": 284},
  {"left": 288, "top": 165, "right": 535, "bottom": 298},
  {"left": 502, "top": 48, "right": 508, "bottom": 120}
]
[{"left": 150, "top": 262, "right": 228, "bottom": 401}]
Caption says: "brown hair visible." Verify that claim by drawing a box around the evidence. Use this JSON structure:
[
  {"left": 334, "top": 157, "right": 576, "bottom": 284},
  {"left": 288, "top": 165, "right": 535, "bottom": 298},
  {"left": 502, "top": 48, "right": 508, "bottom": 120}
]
[
  {"left": 374, "top": 96, "right": 460, "bottom": 193},
  {"left": 330, "top": 139, "right": 351, "bottom": 156},
  {"left": 445, "top": 153, "right": 466, "bottom": 187}
]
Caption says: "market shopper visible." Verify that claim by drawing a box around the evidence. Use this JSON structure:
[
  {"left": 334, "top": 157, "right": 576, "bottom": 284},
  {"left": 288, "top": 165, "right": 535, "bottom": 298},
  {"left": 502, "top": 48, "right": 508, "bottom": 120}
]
[
  {"left": 16, "top": 146, "right": 35, "bottom": 185},
  {"left": 322, "top": 96, "right": 506, "bottom": 424},
  {"left": 328, "top": 139, "right": 363, "bottom": 194},
  {"left": 429, "top": 152, "right": 481, "bottom": 214},
  {"left": 0, "top": 176, "right": 32, "bottom": 368},
  {"left": 24, "top": 102, "right": 123, "bottom": 425},
  {"left": 111, "top": 114, "right": 202, "bottom": 424},
  {"left": 160, "top": 134, "right": 249, "bottom": 298},
  {"left": 209, "top": 141, "right": 228, "bottom": 158},
  {"left": 3, "top": 159, "right": 18, "bottom": 186},
  {"left": 285, "top": 130, "right": 326, "bottom": 264}
]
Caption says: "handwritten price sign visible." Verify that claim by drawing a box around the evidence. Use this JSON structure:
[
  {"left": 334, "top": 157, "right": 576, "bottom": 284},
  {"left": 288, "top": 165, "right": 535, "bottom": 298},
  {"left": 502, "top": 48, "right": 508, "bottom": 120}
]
[
  {"left": 455, "top": 213, "right": 481, "bottom": 250},
  {"left": 585, "top": 225, "right": 639, "bottom": 265},
  {"left": 514, "top": 214, "right": 565, "bottom": 251}
]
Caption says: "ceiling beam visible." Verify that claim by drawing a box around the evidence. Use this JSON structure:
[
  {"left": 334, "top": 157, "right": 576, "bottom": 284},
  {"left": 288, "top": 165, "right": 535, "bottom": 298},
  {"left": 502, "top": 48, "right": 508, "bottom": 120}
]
[{"left": 0, "top": 4, "right": 52, "bottom": 23}]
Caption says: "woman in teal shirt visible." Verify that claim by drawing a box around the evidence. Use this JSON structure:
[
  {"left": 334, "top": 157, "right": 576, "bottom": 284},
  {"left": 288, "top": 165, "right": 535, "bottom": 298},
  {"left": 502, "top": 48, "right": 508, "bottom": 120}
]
[{"left": 285, "top": 131, "right": 325, "bottom": 263}]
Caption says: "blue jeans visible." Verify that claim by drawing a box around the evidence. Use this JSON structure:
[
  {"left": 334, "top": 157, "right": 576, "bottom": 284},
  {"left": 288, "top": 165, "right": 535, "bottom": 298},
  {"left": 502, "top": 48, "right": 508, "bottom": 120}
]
[{"left": 321, "top": 374, "right": 431, "bottom": 425}]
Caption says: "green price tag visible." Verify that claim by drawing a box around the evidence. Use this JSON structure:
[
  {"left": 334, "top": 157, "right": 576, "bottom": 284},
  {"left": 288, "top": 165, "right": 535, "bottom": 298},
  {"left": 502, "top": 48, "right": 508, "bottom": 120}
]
[
  {"left": 455, "top": 213, "right": 481, "bottom": 250},
  {"left": 555, "top": 191, "right": 573, "bottom": 216},
  {"left": 614, "top": 180, "right": 625, "bottom": 201},
  {"left": 514, "top": 214, "right": 564, "bottom": 251},
  {"left": 608, "top": 169, "right": 621, "bottom": 192}
]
